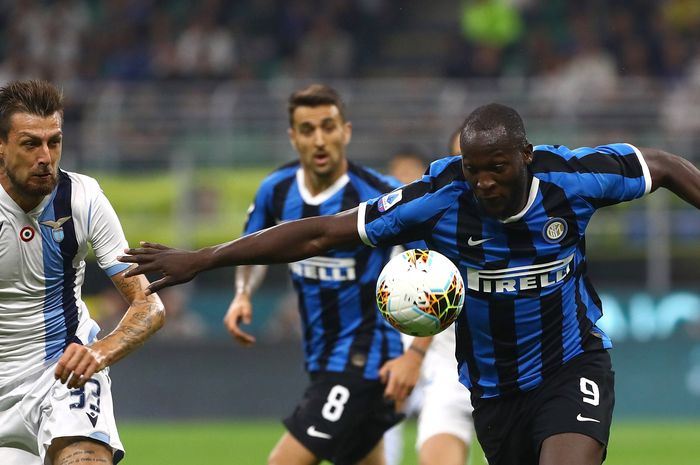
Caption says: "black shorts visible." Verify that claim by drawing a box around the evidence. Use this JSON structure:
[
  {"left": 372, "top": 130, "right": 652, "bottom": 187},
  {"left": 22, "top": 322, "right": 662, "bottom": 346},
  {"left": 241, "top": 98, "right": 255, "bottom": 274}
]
[
  {"left": 472, "top": 350, "right": 615, "bottom": 465},
  {"left": 283, "top": 371, "right": 403, "bottom": 465}
]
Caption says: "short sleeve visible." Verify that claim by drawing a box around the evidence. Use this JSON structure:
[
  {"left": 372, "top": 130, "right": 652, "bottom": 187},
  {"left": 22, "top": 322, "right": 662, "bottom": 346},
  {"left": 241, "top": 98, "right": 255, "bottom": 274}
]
[
  {"left": 88, "top": 188, "right": 129, "bottom": 277},
  {"left": 533, "top": 143, "right": 652, "bottom": 207},
  {"left": 358, "top": 175, "right": 461, "bottom": 248}
]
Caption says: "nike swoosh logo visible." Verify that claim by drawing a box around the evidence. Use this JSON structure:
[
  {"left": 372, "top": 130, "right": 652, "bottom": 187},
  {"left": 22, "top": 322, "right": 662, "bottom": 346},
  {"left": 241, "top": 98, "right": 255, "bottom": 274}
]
[
  {"left": 467, "top": 236, "right": 493, "bottom": 246},
  {"left": 306, "top": 425, "right": 332, "bottom": 439},
  {"left": 576, "top": 414, "right": 600, "bottom": 423}
]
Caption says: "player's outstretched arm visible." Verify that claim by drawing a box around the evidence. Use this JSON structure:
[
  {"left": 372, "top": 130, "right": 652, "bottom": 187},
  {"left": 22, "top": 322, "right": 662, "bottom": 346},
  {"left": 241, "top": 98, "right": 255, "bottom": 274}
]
[
  {"left": 54, "top": 273, "right": 165, "bottom": 388},
  {"left": 119, "top": 208, "right": 362, "bottom": 294},
  {"left": 643, "top": 148, "right": 700, "bottom": 208}
]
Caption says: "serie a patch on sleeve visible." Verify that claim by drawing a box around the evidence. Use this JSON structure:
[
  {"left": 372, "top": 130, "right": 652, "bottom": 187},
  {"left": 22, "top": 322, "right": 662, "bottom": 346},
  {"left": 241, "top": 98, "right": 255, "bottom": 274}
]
[{"left": 378, "top": 189, "right": 402, "bottom": 212}]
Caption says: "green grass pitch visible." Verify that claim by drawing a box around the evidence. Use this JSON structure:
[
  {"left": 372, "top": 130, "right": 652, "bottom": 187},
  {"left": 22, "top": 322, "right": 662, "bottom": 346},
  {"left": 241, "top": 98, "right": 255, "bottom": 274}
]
[{"left": 118, "top": 419, "right": 700, "bottom": 464}]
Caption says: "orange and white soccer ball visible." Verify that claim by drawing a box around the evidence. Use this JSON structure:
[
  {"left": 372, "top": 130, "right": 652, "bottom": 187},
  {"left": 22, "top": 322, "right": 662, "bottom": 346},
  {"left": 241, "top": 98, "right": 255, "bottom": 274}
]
[{"left": 376, "top": 249, "right": 465, "bottom": 337}]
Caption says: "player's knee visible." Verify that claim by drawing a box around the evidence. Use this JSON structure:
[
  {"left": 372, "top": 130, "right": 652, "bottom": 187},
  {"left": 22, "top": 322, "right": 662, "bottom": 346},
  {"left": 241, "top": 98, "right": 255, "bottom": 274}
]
[
  {"left": 267, "top": 449, "right": 282, "bottom": 465},
  {"left": 48, "top": 437, "right": 112, "bottom": 464},
  {"left": 267, "top": 444, "right": 286, "bottom": 465}
]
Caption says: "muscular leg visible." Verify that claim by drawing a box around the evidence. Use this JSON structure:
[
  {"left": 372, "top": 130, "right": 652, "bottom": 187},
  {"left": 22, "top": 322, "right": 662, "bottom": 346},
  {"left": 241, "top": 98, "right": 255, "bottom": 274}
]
[
  {"left": 268, "top": 432, "right": 320, "bottom": 465},
  {"left": 539, "top": 433, "right": 605, "bottom": 465},
  {"left": 48, "top": 437, "right": 112, "bottom": 465},
  {"left": 419, "top": 433, "right": 468, "bottom": 465}
]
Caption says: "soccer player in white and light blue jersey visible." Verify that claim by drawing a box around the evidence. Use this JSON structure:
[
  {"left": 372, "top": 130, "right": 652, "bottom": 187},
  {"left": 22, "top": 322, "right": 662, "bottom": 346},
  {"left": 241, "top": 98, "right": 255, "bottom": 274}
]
[
  {"left": 121, "top": 103, "right": 700, "bottom": 465},
  {"left": 0, "top": 80, "right": 165, "bottom": 465}
]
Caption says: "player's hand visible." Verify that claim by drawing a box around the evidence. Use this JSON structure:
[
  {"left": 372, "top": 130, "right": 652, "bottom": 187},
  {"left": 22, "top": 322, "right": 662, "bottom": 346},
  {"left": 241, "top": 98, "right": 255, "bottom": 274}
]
[
  {"left": 224, "top": 293, "right": 256, "bottom": 347},
  {"left": 54, "top": 342, "right": 108, "bottom": 389},
  {"left": 118, "top": 242, "right": 198, "bottom": 294},
  {"left": 378, "top": 350, "right": 423, "bottom": 404}
]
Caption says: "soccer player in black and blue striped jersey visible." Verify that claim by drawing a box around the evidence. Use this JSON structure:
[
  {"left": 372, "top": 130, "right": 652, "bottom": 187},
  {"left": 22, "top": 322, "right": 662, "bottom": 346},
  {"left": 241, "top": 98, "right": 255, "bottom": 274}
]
[
  {"left": 215, "top": 84, "right": 420, "bottom": 465},
  {"left": 121, "top": 103, "right": 700, "bottom": 465}
]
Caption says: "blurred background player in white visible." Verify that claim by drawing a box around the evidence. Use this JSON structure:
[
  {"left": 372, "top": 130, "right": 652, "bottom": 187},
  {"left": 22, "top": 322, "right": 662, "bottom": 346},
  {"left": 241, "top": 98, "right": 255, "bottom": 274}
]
[
  {"left": 382, "top": 134, "right": 474, "bottom": 465},
  {"left": 0, "top": 80, "right": 165, "bottom": 465}
]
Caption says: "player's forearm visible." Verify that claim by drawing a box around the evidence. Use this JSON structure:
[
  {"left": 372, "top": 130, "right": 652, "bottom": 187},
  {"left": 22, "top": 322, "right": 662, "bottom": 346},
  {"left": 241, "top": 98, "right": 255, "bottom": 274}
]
[
  {"left": 409, "top": 336, "right": 433, "bottom": 352},
  {"left": 97, "top": 273, "right": 165, "bottom": 366},
  {"left": 197, "top": 211, "right": 360, "bottom": 271},
  {"left": 235, "top": 264, "right": 268, "bottom": 297},
  {"left": 97, "top": 296, "right": 165, "bottom": 366},
  {"left": 407, "top": 336, "right": 433, "bottom": 358}
]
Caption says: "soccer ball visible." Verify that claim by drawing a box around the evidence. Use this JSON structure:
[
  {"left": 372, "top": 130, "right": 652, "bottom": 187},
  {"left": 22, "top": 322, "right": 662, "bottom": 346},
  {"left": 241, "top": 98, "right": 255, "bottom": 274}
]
[{"left": 376, "top": 249, "right": 465, "bottom": 337}]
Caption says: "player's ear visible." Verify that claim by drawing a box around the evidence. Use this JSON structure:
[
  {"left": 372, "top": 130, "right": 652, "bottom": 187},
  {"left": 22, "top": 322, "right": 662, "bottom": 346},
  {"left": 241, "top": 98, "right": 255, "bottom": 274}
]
[
  {"left": 288, "top": 127, "right": 299, "bottom": 151},
  {"left": 522, "top": 143, "right": 533, "bottom": 165},
  {"left": 343, "top": 121, "right": 352, "bottom": 145}
]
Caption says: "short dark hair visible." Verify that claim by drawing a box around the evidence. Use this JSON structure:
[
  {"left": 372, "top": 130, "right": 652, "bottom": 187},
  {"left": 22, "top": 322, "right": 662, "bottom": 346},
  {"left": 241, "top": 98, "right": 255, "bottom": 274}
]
[
  {"left": 288, "top": 84, "right": 346, "bottom": 127},
  {"left": 0, "top": 80, "right": 64, "bottom": 141},
  {"left": 460, "top": 103, "right": 528, "bottom": 150}
]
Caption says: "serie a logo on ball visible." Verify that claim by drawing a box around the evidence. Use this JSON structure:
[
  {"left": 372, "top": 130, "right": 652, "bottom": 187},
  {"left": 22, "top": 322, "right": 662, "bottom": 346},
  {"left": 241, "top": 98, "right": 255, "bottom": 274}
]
[{"left": 376, "top": 249, "right": 465, "bottom": 337}]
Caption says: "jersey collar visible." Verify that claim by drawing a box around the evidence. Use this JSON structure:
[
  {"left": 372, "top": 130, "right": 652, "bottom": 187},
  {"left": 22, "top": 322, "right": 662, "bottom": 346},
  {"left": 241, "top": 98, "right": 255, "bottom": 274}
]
[{"left": 296, "top": 168, "right": 349, "bottom": 206}]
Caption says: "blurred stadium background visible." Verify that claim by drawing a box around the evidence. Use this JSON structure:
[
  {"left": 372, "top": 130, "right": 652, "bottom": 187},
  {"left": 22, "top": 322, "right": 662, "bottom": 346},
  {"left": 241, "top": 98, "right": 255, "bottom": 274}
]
[{"left": 3, "top": 0, "right": 700, "bottom": 463}]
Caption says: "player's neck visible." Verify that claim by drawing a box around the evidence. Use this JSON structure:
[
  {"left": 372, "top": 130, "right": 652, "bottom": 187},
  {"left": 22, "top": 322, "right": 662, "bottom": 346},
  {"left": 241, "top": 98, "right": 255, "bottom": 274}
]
[
  {"left": 498, "top": 173, "right": 534, "bottom": 220},
  {"left": 303, "top": 163, "right": 348, "bottom": 196},
  {"left": 514, "top": 174, "right": 534, "bottom": 215}
]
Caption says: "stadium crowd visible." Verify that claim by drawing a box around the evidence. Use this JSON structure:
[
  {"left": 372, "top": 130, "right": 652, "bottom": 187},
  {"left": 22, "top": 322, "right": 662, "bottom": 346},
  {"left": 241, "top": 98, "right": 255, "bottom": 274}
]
[{"left": 0, "top": 0, "right": 699, "bottom": 84}]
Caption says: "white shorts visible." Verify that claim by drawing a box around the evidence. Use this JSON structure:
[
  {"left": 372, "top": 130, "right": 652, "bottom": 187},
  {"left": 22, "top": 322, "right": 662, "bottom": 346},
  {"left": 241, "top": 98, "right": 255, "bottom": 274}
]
[
  {"left": 0, "top": 363, "right": 124, "bottom": 464},
  {"left": 413, "top": 354, "right": 473, "bottom": 448},
  {"left": 402, "top": 332, "right": 474, "bottom": 450}
]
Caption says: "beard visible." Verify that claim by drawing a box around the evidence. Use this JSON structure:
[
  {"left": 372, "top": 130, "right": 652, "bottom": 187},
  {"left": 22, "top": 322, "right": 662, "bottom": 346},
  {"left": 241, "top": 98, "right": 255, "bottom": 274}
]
[{"left": 6, "top": 168, "right": 58, "bottom": 197}]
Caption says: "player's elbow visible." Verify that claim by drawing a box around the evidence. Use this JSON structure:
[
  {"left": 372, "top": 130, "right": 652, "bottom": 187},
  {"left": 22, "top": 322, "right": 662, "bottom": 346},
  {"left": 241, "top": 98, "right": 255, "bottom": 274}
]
[
  {"left": 643, "top": 148, "right": 681, "bottom": 190},
  {"left": 146, "top": 296, "right": 167, "bottom": 333}
]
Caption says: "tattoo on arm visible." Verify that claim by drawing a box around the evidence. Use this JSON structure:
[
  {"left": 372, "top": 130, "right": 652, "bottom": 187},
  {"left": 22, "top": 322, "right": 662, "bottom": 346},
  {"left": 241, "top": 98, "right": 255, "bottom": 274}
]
[{"left": 102, "top": 272, "right": 165, "bottom": 362}]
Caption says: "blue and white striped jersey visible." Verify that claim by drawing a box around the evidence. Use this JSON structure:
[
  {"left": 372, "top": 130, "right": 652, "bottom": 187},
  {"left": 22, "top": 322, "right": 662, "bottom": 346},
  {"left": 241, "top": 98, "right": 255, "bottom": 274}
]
[
  {"left": 358, "top": 143, "right": 652, "bottom": 398},
  {"left": 0, "top": 170, "right": 130, "bottom": 388},
  {"left": 244, "top": 161, "right": 404, "bottom": 379}
]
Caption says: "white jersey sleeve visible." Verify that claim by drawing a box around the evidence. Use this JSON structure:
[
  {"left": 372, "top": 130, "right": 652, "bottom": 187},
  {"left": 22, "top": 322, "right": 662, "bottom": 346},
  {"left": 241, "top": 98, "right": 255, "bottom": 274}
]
[{"left": 84, "top": 177, "right": 130, "bottom": 277}]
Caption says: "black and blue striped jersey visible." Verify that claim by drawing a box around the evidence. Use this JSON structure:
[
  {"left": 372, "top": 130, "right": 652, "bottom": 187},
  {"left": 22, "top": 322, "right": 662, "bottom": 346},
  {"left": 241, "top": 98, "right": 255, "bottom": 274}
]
[
  {"left": 358, "top": 143, "right": 652, "bottom": 398},
  {"left": 244, "top": 161, "right": 404, "bottom": 379}
]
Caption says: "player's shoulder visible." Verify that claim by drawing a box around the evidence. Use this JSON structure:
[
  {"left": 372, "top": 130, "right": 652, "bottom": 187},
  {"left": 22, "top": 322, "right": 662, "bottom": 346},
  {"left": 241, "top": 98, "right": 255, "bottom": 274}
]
[
  {"left": 426, "top": 155, "right": 464, "bottom": 179},
  {"left": 258, "top": 161, "right": 299, "bottom": 188},
  {"left": 370, "top": 156, "right": 465, "bottom": 212},
  {"left": 531, "top": 143, "right": 640, "bottom": 172},
  {"left": 347, "top": 161, "right": 401, "bottom": 192},
  {"left": 59, "top": 170, "right": 102, "bottom": 195},
  {"left": 407, "top": 155, "right": 466, "bottom": 196}
]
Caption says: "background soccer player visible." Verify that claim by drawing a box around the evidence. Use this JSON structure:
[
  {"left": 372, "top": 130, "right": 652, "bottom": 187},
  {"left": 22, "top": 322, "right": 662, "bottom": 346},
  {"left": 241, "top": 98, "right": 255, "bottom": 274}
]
[
  {"left": 221, "top": 83, "right": 420, "bottom": 465},
  {"left": 120, "top": 102, "right": 700, "bottom": 465},
  {"left": 0, "top": 80, "right": 165, "bottom": 465}
]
